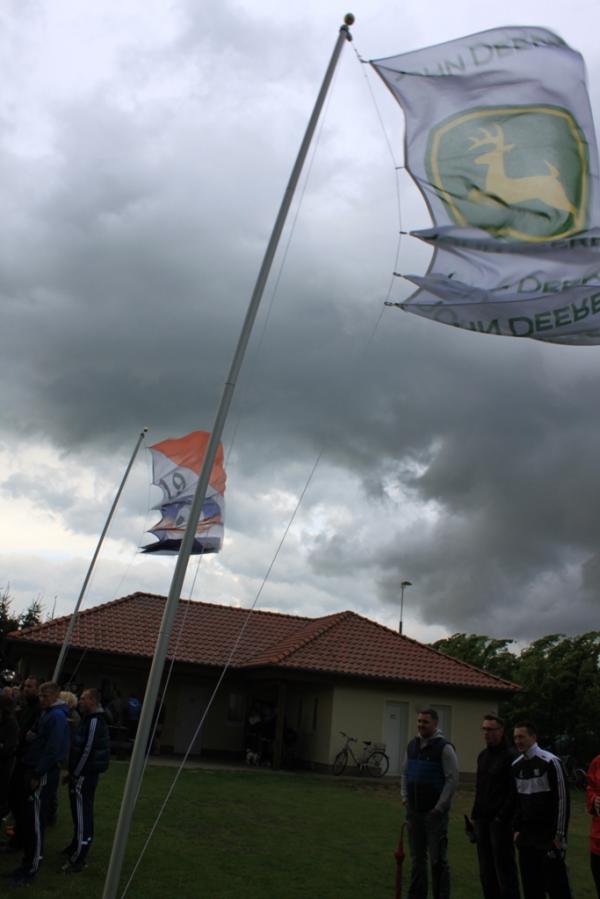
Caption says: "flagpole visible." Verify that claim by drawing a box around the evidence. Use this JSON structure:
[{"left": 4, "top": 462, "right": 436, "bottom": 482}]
[
  {"left": 101, "top": 16, "right": 354, "bottom": 898},
  {"left": 52, "top": 427, "right": 148, "bottom": 685}
]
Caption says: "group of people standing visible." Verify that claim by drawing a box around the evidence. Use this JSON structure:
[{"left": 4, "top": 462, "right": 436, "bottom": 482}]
[
  {"left": 401, "top": 707, "right": 594, "bottom": 899},
  {"left": 0, "top": 676, "right": 109, "bottom": 888}
]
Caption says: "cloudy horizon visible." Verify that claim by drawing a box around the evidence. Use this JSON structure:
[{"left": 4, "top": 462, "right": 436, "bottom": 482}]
[{"left": 2, "top": 0, "right": 600, "bottom": 648}]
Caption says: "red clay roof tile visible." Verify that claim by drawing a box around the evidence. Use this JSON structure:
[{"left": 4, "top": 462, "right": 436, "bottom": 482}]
[{"left": 8, "top": 592, "right": 518, "bottom": 692}]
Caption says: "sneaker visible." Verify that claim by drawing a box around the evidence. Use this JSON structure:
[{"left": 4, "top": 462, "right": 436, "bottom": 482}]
[{"left": 61, "top": 861, "right": 87, "bottom": 875}]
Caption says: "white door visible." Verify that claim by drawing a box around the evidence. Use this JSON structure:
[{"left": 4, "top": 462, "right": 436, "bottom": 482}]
[
  {"left": 383, "top": 701, "right": 409, "bottom": 775},
  {"left": 174, "top": 685, "right": 209, "bottom": 755}
]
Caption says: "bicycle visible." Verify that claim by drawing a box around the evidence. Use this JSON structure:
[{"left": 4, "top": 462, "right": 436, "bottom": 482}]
[{"left": 332, "top": 731, "right": 390, "bottom": 777}]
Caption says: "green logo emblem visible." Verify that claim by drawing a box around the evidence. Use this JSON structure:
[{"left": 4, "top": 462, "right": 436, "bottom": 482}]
[{"left": 426, "top": 106, "right": 589, "bottom": 241}]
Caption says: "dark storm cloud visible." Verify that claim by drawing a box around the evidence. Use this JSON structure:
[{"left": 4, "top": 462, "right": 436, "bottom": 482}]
[{"left": 1, "top": 2, "right": 600, "bottom": 639}]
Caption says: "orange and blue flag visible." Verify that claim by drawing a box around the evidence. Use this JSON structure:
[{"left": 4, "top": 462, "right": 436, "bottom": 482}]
[{"left": 142, "top": 431, "right": 226, "bottom": 554}]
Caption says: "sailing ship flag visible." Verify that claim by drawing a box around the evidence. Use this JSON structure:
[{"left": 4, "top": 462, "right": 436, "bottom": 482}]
[
  {"left": 371, "top": 27, "right": 600, "bottom": 344},
  {"left": 142, "top": 431, "right": 226, "bottom": 555}
]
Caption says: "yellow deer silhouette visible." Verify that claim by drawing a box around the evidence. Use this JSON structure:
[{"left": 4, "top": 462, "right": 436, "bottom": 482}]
[{"left": 467, "top": 124, "right": 576, "bottom": 214}]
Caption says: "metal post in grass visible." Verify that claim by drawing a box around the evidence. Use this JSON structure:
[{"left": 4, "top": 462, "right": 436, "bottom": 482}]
[{"left": 102, "top": 16, "right": 355, "bottom": 898}]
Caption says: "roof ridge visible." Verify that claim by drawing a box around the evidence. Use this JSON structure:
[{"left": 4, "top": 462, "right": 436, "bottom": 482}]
[
  {"left": 410, "top": 634, "right": 521, "bottom": 690},
  {"left": 243, "top": 610, "right": 352, "bottom": 666},
  {"left": 16, "top": 591, "right": 315, "bottom": 637},
  {"left": 312, "top": 610, "right": 521, "bottom": 690}
]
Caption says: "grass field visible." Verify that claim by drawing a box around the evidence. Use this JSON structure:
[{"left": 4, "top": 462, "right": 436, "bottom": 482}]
[{"left": 0, "top": 763, "right": 595, "bottom": 897}]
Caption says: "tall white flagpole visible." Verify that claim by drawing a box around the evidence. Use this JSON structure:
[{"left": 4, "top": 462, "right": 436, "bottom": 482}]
[
  {"left": 52, "top": 427, "right": 148, "bottom": 684},
  {"left": 101, "top": 15, "right": 354, "bottom": 898}
]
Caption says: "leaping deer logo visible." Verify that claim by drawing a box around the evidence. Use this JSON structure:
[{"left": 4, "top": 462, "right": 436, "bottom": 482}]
[{"left": 467, "top": 124, "right": 576, "bottom": 215}]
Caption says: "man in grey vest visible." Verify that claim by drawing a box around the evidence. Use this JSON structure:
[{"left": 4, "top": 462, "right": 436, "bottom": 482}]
[{"left": 401, "top": 708, "right": 459, "bottom": 899}]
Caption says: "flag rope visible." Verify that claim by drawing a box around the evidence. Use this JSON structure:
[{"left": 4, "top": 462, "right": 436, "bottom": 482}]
[{"left": 352, "top": 43, "right": 406, "bottom": 308}]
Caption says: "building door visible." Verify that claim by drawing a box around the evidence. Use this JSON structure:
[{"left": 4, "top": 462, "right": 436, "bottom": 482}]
[
  {"left": 384, "top": 700, "right": 409, "bottom": 775},
  {"left": 174, "top": 685, "right": 209, "bottom": 755}
]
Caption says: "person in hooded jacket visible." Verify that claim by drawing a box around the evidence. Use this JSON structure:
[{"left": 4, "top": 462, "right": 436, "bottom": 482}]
[
  {"left": 587, "top": 753, "right": 600, "bottom": 897},
  {"left": 61, "top": 687, "right": 109, "bottom": 874},
  {"left": 8, "top": 681, "right": 70, "bottom": 888}
]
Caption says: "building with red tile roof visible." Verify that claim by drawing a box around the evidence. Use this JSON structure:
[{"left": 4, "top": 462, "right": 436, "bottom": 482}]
[{"left": 8, "top": 592, "right": 519, "bottom": 775}]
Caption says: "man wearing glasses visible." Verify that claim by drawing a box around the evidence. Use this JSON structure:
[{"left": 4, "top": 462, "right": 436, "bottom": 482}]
[{"left": 472, "top": 714, "right": 520, "bottom": 899}]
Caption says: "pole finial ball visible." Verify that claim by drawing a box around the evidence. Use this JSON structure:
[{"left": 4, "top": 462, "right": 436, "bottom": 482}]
[{"left": 344, "top": 13, "right": 355, "bottom": 26}]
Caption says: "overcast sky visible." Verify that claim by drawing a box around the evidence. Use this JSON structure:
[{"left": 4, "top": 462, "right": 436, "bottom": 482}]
[{"left": 2, "top": 0, "right": 600, "bottom": 647}]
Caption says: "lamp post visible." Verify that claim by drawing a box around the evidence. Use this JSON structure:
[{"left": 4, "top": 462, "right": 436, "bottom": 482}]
[{"left": 399, "top": 580, "right": 412, "bottom": 634}]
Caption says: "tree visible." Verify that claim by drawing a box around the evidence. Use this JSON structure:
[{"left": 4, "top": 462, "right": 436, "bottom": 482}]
[
  {"left": 509, "top": 632, "right": 600, "bottom": 762},
  {"left": 431, "top": 633, "right": 519, "bottom": 682},
  {"left": 432, "top": 630, "right": 600, "bottom": 763},
  {"left": 18, "top": 598, "right": 44, "bottom": 630},
  {"left": 0, "top": 585, "right": 20, "bottom": 665}
]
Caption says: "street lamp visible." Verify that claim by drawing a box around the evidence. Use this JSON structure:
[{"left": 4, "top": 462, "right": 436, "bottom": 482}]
[{"left": 399, "top": 580, "right": 412, "bottom": 635}]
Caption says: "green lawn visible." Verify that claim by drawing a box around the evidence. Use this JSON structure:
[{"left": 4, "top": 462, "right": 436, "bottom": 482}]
[{"left": 0, "top": 764, "right": 595, "bottom": 897}]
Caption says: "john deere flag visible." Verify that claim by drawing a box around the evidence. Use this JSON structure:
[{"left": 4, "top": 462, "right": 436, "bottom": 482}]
[
  {"left": 142, "top": 431, "right": 226, "bottom": 554},
  {"left": 404, "top": 228, "right": 600, "bottom": 343},
  {"left": 372, "top": 27, "right": 600, "bottom": 344}
]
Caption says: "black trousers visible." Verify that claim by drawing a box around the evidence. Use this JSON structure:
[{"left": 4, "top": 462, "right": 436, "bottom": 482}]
[
  {"left": 7, "top": 760, "right": 27, "bottom": 848},
  {"left": 66, "top": 773, "right": 99, "bottom": 866},
  {"left": 474, "top": 819, "right": 520, "bottom": 899},
  {"left": 518, "top": 844, "right": 573, "bottom": 899},
  {"left": 0, "top": 756, "right": 15, "bottom": 820},
  {"left": 591, "top": 852, "right": 600, "bottom": 898},
  {"left": 21, "top": 766, "right": 59, "bottom": 876}
]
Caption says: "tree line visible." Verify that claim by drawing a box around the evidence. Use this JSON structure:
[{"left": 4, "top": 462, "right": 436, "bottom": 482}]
[
  {"left": 0, "top": 586, "right": 44, "bottom": 666},
  {"left": 431, "top": 631, "right": 600, "bottom": 764}
]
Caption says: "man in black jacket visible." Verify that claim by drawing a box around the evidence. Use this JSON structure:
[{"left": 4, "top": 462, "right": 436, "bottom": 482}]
[
  {"left": 512, "top": 721, "right": 573, "bottom": 899},
  {"left": 1, "top": 676, "right": 41, "bottom": 853},
  {"left": 472, "top": 714, "right": 520, "bottom": 899},
  {"left": 62, "top": 688, "right": 110, "bottom": 874}
]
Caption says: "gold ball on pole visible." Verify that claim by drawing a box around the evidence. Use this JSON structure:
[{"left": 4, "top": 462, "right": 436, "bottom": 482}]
[{"left": 344, "top": 13, "right": 355, "bottom": 26}]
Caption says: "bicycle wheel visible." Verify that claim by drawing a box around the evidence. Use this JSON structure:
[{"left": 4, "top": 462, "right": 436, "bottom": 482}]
[
  {"left": 365, "top": 750, "right": 389, "bottom": 777},
  {"left": 333, "top": 749, "right": 348, "bottom": 776}
]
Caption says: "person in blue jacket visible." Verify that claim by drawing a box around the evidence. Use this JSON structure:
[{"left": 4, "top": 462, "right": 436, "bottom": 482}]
[
  {"left": 61, "top": 687, "right": 110, "bottom": 874},
  {"left": 8, "top": 681, "right": 70, "bottom": 888}
]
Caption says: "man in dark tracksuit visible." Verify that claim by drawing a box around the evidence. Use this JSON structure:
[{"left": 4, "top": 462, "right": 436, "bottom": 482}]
[
  {"left": 402, "top": 708, "right": 459, "bottom": 899},
  {"left": 472, "top": 714, "right": 520, "bottom": 899},
  {"left": 2, "top": 676, "right": 41, "bottom": 852},
  {"left": 62, "top": 688, "right": 110, "bottom": 874},
  {"left": 512, "top": 721, "right": 573, "bottom": 899},
  {"left": 9, "top": 681, "right": 70, "bottom": 888}
]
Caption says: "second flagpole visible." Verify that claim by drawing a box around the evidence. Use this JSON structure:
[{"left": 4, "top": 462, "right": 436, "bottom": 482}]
[{"left": 102, "top": 15, "right": 354, "bottom": 899}]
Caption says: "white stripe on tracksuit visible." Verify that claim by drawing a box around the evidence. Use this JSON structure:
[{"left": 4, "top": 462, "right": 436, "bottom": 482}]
[
  {"left": 74, "top": 717, "right": 98, "bottom": 777},
  {"left": 71, "top": 717, "right": 98, "bottom": 862},
  {"left": 72, "top": 776, "right": 87, "bottom": 861},
  {"left": 30, "top": 773, "right": 47, "bottom": 874}
]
